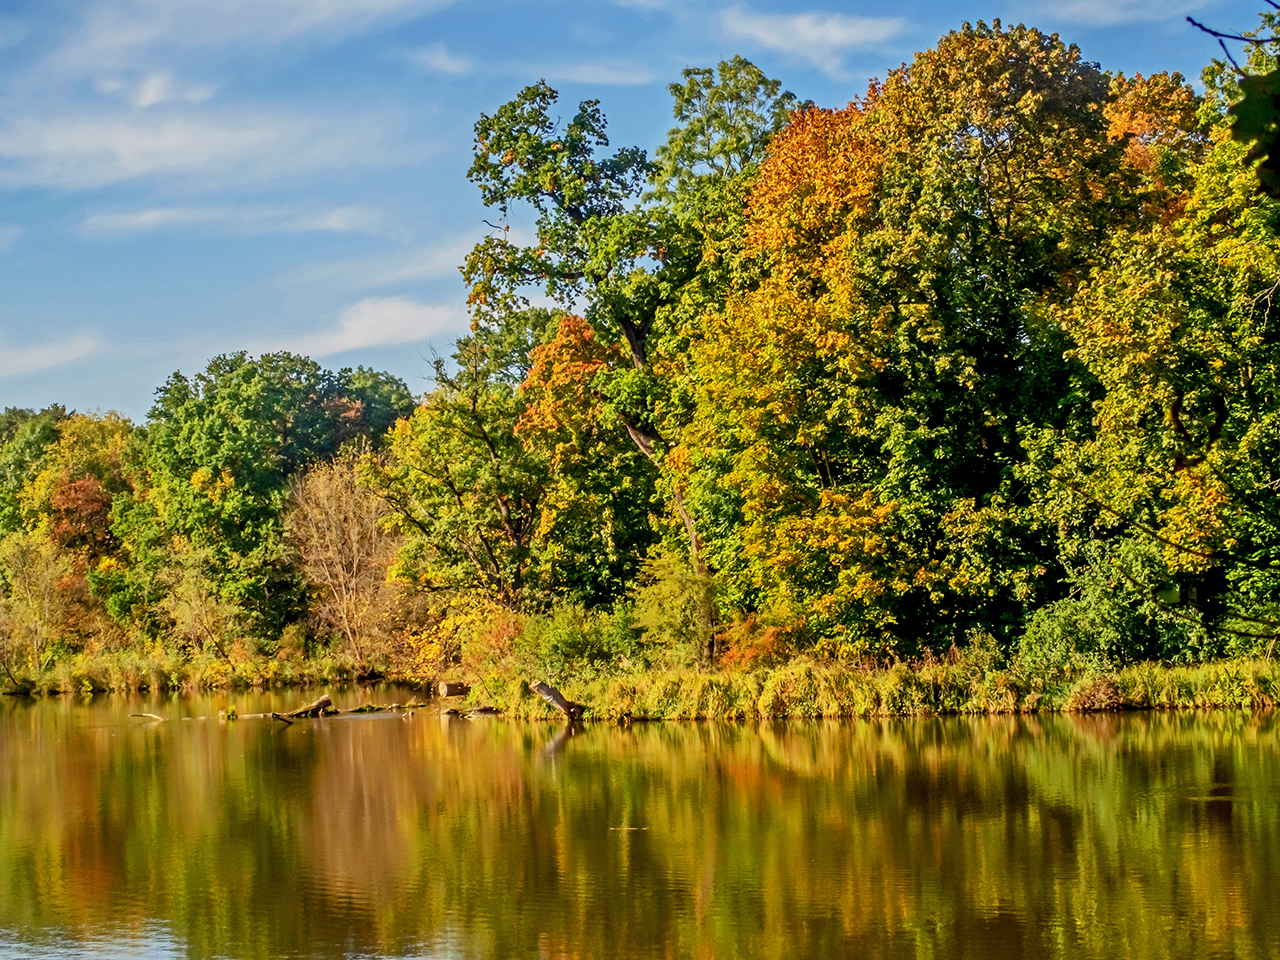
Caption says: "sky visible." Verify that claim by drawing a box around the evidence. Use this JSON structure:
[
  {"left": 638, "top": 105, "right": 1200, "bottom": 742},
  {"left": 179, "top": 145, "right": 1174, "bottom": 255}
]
[{"left": 0, "top": 0, "right": 1263, "bottom": 420}]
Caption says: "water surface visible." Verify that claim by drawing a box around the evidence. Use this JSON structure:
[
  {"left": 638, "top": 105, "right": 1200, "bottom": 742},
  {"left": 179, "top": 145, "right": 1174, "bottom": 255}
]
[{"left": 1, "top": 691, "right": 1277, "bottom": 959}]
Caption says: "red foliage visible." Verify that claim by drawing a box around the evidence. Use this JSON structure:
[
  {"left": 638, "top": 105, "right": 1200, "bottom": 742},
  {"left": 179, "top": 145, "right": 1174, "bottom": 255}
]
[{"left": 49, "top": 474, "right": 117, "bottom": 562}]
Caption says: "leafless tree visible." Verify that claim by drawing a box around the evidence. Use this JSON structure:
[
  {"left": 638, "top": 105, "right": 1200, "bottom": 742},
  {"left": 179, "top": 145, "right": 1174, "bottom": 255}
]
[{"left": 286, "top": 456, "right": 402, "bottom": 668}]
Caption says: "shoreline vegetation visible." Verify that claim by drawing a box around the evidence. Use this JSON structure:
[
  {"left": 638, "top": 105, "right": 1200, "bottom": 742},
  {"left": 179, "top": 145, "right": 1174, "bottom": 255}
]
[
  {"left": 3, "top": 650, "right": 1277, "bottom": 721},
  {"left": 5, "top": 20, "right": 1280, "bottom": 714}
]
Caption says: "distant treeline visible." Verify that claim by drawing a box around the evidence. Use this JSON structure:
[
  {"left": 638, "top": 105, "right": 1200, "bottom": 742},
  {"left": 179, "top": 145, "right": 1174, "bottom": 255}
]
[{"left": 3, "top": 19, "right": 1280, "bottom": 692}]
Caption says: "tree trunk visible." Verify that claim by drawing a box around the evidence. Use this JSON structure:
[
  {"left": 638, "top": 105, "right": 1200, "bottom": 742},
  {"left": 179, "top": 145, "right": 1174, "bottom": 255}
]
[{"left": 532, "top": 681, "right": 587, "bottom": 720}]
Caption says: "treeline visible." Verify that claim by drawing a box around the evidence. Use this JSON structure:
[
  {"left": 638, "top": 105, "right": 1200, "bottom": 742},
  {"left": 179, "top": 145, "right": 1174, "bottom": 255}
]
[{"left": 3, "top": 20, "right": 1280, "bottom": 692}]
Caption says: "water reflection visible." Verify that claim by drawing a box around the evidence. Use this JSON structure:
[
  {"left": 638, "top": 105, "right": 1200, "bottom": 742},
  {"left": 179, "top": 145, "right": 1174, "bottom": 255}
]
[{"left": 0, "top": 693, "right": 1277, "bottom": 959}]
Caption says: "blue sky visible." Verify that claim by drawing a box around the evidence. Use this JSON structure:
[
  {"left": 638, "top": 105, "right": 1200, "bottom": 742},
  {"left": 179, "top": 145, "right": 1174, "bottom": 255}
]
[{"left": 0, "top": 0, "right": 1260, "bottom": 419}]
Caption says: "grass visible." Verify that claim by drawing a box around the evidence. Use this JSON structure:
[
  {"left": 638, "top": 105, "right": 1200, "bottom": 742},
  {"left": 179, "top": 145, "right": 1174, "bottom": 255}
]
[
  {"left": 5, "top": 647, "right": 1279, "bottom": 719},
  {"left": 0, "top": 648, "right": 404, "bottom": 696},
  {"left": 452, "top": 656, "right": 1280, "bottom": 720}
]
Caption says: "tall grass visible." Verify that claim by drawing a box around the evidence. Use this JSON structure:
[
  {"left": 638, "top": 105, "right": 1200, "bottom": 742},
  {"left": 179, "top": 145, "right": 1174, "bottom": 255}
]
[
  {"left": 0, "top": 648, "right": 377, "bottom": 695},
  {"left": 456, "top": 656, "right": 1280, "bottom": 720}
]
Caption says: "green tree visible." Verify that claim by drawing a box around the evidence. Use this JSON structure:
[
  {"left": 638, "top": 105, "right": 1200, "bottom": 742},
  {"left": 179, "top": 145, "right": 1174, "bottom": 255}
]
[
  {"left": 367, "top": 315, "right": 554, "bottom": 608},
  {"left": 0, "top": 406, "right": 66, "bottom": 535},
  {"left": 689, "top": 22, "right": 1161, "bottom": 657},
  {"left": 103, "top": 352, "right": 411, "bottom": 641},
  {"left": 463, "top": 59, "right": 797, "bottom": 658},
  {"left": 1043, "top": 120, "right": 1280, "bottom": 658}
]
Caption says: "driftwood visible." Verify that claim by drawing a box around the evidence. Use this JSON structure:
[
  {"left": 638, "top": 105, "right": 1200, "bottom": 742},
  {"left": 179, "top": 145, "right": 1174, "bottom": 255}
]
[
  {"left": 127, "top": 694, "right": 431, "bottom": 723},
  {"left": 533, "top": 681, "right": 586, "bottom": 720},
  {"left": 279, "top": 693, "right": 333, "bottom": 718},
  {"left": 438, "top": 681, "right": 470, "bottom": 698}
]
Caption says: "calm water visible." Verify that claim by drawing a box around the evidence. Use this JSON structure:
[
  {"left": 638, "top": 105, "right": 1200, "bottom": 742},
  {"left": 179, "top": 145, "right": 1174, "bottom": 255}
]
[{"left": 0, "top": 690, "right": 1277, "bottom": 960}]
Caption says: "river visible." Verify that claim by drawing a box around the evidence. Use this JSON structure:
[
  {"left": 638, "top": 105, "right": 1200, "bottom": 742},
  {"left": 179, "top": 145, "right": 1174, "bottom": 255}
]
[{"left": 0, "top": 689, "right": 1277, "bottom": 959}]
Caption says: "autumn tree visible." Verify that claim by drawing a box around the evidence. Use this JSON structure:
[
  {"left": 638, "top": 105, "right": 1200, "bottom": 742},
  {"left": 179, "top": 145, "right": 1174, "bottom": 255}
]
[
  {"left": 463, "top": 58, "right": 798, "bottom": 658},
  {"left": 286, "top": 455, "right": 402, "bottom": 669},
  {"left": 0, "top": 406, "right": 66, "bottom": 534},
  {"left": 1036, "top": 66, "right": 1280, "bottom": 659},
  {"left": 103, "top": 353, "right": 413, "bottom": 641},
  {"left": 690, "top": 22, "right": 1164, "bottom": 657},
  {"left": 20, "top": 412, "right": 133, "bottom": 564}
]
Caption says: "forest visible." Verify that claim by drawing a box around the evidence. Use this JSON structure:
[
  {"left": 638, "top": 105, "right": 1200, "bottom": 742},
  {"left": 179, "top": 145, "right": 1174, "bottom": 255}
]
[{"left": 3, "top": 19, "right": 1280, "bottom": 713}]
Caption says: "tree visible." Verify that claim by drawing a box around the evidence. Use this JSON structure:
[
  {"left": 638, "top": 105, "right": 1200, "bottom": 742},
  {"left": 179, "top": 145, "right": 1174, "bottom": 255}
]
[
  {"left": 689, "top": 22, "right": 1153, "bottom": 657},
  {"left": 286, "top": 455, "right": 402, "bottom": 669},
  {"left": 1190, "top": 8, "right": 1280, "bottom": 196},
  {"left": 0, "top": 532, "right": 72, "bottom": 670},
  {"left": 367, "top": 319, "right": 554, "bottom": 609},
  {"left": 1045, "top": 111, "right": 1280, "bottom": 657},
  {"left": 104, "top": 352, "right": 413, "bottom": 640},
  {"left": 0, "top": 406, "right": 66, "bottom": 535},
  {"left": 463, "top": 59, "right": 798, "bottom": 658},
  {"left": 19, "top": 411, "right": 133, "bottom": 564}
]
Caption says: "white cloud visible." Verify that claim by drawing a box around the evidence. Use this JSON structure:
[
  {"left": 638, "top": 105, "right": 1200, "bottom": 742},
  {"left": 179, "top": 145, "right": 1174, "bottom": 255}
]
[
  {"left": 264, "top": 297, "right": 464, "bottom": 357},
  {"left": 126, "top": 72, "right": 216, "bottom": 108},
  {"left": 1032, "top": 0, "right": 1212, "bottom": 25},
  {"left": 541, "top": 63, "right": 655, "bottom": 85},
  {"left": 0, "top": 112, "right": 403, "bottom": 189},
  {"left": 720, "top": 7, "right": 904, "bottom": 75},
  {"left": 0, "top": 226, "right": 21, "bottom": 252},
  {"left": 54, "top": 0, "right": 458, "bottom": 72},
  {"left": 135, "top": 73, "right": 172, "bottom": 108},
  {"left": 0, "top": 334, "right": 98, "bottom": 379},
  {"left": 80, "top": 205, "right": 384, "bottom": 235},
  {"left": 277, "top": 235, "right": 478, "bottom": 293},
  {"left": 412, "top": 41, "right": 473, "bottom": 75}
]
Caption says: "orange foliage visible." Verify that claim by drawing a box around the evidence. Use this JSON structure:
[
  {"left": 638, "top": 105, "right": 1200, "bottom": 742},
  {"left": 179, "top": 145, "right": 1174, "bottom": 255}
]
[
  {"left": 746, "top": 100, "right": 878, "bottom": 275},
  {"left": 49, "top": 475, "right": 115, "bottom": 562},
  {"left": 1106, "top": 72, "right": 1203, "bottom": 173},
  {"left": 715, "top": 614, "right": 789, "bottom": 670},
  {"left": 518, "top": 314, "right": 624, "bottom": 465},
  {"left": 1105, "top": 72, "right": 1205, "bottom": 222}
]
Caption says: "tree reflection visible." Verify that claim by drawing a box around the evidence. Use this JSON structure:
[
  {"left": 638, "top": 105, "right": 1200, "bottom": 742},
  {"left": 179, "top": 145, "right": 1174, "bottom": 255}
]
[{"left": 0, "top": 696, "right": 1277, "bottom": 959}]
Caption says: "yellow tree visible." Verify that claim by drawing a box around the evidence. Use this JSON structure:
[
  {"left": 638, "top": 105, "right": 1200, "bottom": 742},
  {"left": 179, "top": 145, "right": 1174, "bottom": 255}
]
[{"left": 689, "top": 23, "right": 1157, "bottom": 657}]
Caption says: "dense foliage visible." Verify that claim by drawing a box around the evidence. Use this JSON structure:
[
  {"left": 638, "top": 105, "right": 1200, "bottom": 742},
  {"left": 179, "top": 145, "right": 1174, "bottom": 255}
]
[{"left": 3, "top": 18, "right": 1280, "bottom": 689}]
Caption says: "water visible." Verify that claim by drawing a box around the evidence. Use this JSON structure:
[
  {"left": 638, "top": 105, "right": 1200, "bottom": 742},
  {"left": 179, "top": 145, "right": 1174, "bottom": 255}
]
[{"left": 0, "top": 690, "right": 1277, "bottom": 959}]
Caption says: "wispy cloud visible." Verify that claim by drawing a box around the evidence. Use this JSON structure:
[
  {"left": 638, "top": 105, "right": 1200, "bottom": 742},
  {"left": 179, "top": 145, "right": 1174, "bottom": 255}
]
[
  {"left": 0, "top": 226, "right": 22, "bottom": 252},
  {"left": 0, "top": 334, "right": 98, "bottom": 379},
  {"left": 540, "top": 63, "right": 655, "bottom": 85},
  {"left": 411, "top": 41, "right": 473, "bottom": 74},
  {"left": 93, "top": 72, "right": 217, "bottom": 109},
  {"left": 0, "top": 111, "right": 405, "bottom": 189},
  {"left": 262, "top": 296, "right": 464, "bottom": 357},
  {"left": 1028, "top": 0, "right": 1212, "bottom": 26},
  {"left": 54, "top": 0, "right": 459, "bottom": 71},
  {"left": 720, "top": 7, "right": 904, "bottom": 75},
  {"left": 80, "top": 204, "right": 384, "bottom": 236},
  {"left": 277, "top": 235, "right": 478, "bottom": 294}
]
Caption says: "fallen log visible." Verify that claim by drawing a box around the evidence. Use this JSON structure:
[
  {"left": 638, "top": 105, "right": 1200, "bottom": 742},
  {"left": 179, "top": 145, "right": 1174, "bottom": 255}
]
[
  {"left": 532, "top": 681, "right": 586, "bottom": 720},
  {"left": 127, "top": 693, "right": 431, "bottom": 723},
  {"left": 281, "top": 693, "right": 333, "bottom": 718},
  {"left": 438, "top": 681, "right": 470, "bottom": 698}
]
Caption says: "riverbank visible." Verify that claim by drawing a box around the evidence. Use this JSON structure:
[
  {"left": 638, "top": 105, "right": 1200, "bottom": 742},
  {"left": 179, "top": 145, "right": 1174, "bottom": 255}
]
[
  {"left": 480, "top": 658, "right": 1278, "bottom": 720},
  {"left": 5, "top": 649, "right": 1278, "bottom": 718},
  {"left": 460, "top": 656, "right": 1280, "bottom": 720},
  {"left": 0, "top": 648, "right": 395, "bottom": 696}
]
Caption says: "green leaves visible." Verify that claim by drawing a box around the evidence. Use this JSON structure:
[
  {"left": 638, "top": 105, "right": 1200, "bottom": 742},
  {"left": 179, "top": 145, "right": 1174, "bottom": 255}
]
[
  {"left": 105, "top": 353, "right": 412, "bottom": 640},
  {"left": 651, "top": 55, "right": 801, "bottom": 203},
  {"left": 1229, "top": 70, "right": 1280, "bottom": 196}
]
